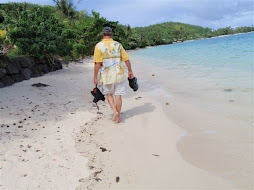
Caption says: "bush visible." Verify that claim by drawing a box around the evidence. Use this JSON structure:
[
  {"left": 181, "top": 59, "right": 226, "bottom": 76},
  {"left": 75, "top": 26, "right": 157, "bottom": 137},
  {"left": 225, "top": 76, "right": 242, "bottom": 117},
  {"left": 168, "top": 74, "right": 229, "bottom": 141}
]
[
  {"left": 9, "top": 7, "right": 73, "bottom": 63},
  {"left": 72, "top": 43, "right": 87, "bottom": 60},
  {"left": 8, "top": 47, "right": 21, "bottom": 58}
]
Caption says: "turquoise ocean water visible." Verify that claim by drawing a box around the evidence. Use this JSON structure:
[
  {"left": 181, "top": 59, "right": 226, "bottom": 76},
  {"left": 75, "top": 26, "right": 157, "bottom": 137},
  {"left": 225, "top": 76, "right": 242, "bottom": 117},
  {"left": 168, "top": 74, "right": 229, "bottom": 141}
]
[
  {"left": 128, "top": 32, "right": 254, "bottom": 189},
  {"left": 129, "top": 32, "right": 254, "bottom": 90}
]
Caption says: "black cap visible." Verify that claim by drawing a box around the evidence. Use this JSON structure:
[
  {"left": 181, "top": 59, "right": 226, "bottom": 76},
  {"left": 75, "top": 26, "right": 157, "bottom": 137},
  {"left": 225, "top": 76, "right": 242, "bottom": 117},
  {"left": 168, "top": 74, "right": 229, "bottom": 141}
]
[{"left": 103, "top": 26, "right": 112, "bottom": 33}]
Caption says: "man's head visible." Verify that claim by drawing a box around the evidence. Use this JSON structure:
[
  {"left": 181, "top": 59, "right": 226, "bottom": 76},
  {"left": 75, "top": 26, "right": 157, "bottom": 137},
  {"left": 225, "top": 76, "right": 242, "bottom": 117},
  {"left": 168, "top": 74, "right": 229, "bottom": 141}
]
[{"left": 103, "top": 27, "right": 113, "bottom": 37}]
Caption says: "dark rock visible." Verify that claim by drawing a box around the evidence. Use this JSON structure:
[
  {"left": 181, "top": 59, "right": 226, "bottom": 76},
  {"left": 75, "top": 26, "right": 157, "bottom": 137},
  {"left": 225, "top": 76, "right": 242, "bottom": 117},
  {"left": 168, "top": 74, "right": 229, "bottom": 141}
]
[
  {"left": 6, "top": 62, "right": 19, "bottom": 74},
  {"left": 12, "top": 74, "right": 24, "bottom": 82},
  {"left": 30, "top": 67, "right": 40, "bottom": 76},
  {"left": 31, "top": 63, "right": 48, "bottom": 76},
  {"left": 0, "top": 69, "right": 6, "bottom": 78},
  {"left": 18, "top": 57, "right": 33, "bottom": 68},
  {"left": 20, "top": 69, "right": 31, "bottom": 80},
  {"left": 31, "top": 73, "right": 40, "bottom": 78},
  {"left": 36, "top": 64, "right": 44, "bottom": 72},
  {"left": 0, "top": 81, "right": 4, "bottom": 88},
  {"left": 0, "top": 55, "right": 10, "bottom": 69},
  {"left": 44, "top": 65, "right": 50, "bottom": 73},
  {"left": 10, "top": 58, "right": 22, "bottom": 69},
  {"left": 36, "top": 64, "right": 50, "bottom": 73},
  {"left": 53, "top": 60, "right": 63, "bottom": 71},
  {"left": 0, "top": 56, "right": 63, "bottom": 88},
  {"left": 39, "top": 72, "right": 45, "bottom": 76},
  {"left": 27, "top": 57, "right": 35, "bottom": 67},
  {"left": 2, "top": 75, "right": 15, "bottom": 86},
  {"left": 11, "top": 57, "right": 34, "bottom": 70}
]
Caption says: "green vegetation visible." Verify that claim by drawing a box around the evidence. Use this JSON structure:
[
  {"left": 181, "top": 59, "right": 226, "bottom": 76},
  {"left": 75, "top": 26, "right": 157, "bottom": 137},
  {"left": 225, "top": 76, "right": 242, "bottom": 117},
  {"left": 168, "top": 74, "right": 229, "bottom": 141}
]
[
  {"left": 9, "top": 7, "right": 74, "bottom": 62},
  {"left": 0, "top": 1, "right": 253, "bottom": 64}
]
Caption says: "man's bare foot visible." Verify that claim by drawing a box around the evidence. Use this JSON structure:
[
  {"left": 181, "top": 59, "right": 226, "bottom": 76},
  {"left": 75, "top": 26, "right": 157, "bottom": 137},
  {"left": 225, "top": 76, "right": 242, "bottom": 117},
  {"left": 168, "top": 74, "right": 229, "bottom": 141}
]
[
  {"left": 116, "top": 116, "right": 121, "bottom": 123},
  {"left": 112, "top": 111, "right": 119, "bottom": 122}
]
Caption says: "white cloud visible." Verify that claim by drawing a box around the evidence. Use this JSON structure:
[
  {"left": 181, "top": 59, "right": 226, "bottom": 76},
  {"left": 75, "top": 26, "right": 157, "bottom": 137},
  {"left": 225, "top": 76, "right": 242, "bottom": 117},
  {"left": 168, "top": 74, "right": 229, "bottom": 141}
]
[{"left": 0, "top": 0, "right": 253, "bottom": 28}]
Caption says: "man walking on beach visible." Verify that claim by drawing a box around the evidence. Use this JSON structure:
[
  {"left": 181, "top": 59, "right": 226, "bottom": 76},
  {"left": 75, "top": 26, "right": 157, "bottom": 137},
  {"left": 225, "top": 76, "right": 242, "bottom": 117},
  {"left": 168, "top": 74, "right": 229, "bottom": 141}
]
[{"left": 93, "top": 27, "right": 134, "bottom": 123}]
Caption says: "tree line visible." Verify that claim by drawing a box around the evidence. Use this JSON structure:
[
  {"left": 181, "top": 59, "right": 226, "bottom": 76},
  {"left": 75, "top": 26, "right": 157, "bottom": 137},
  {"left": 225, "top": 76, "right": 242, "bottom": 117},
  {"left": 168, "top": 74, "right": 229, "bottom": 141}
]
[{"left": 0, "top": 2, "right": 253, "bottom": 65}]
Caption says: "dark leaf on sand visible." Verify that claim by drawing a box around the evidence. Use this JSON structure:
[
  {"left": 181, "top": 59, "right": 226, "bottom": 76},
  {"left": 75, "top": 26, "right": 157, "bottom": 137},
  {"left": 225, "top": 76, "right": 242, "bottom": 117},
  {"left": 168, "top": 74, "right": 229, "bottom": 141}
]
[
  {"left": 116, "top": 176, "right": 120, "bottom": 183},
  {"left": 100, "top": 147, "right": 107, "bottom": 152},
  {"left": 79, "top": 178, "right": 86, "bottom": 182},
  {"left": 32, "top": 83, "right": 50, "bottom": 87},
  {"left": 94, "top": 170, "right": 102, "bottom": 177},
  {"left": 95, "top": 177, "right": 102, "bottom": 181}
]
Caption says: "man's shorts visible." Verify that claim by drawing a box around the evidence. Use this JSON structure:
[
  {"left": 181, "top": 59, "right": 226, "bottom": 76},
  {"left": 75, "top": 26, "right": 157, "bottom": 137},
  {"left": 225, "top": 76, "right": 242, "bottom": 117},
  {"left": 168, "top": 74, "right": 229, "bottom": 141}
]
[{"left": 102, "top": 80, "right": 126, "bottom": 96}]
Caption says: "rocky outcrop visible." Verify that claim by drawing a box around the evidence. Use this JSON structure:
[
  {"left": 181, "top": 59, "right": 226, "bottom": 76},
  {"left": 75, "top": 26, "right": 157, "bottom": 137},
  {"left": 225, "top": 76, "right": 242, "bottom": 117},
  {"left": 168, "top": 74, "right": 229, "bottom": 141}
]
[{"left": 0, "top": 55, "right": 64, "bottom": 88}]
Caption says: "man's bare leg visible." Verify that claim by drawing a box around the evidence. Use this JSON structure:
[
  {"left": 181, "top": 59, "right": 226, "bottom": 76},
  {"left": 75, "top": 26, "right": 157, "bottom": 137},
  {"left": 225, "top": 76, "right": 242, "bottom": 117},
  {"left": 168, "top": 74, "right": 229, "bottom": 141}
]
[
  {"left": 115, "top": 95, "right": 122, "bottom": 123},
  {"left": 106, "top": 94, "right": 118, "bottom": 121}
]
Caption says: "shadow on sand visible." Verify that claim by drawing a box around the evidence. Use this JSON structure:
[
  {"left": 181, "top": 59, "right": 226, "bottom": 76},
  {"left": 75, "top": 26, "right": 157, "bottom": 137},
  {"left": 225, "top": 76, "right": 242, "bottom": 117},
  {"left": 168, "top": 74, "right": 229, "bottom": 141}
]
[{"left": 121, "top": 102, "right": 155, "bottom": 122}]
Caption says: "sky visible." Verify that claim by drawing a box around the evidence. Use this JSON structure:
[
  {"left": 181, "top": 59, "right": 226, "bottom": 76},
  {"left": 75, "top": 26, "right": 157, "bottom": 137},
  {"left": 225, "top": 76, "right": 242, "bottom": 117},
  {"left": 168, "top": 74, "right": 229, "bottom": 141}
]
[{"left": 1, "top": 0, "right": 253, "bottom": 29}]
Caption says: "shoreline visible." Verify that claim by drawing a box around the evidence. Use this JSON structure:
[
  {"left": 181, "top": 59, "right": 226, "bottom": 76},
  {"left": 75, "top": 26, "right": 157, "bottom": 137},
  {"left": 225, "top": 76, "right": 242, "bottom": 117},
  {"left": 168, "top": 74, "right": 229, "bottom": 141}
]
[{"left": 129, "top": 53, "right": 253, "bottom": 189}]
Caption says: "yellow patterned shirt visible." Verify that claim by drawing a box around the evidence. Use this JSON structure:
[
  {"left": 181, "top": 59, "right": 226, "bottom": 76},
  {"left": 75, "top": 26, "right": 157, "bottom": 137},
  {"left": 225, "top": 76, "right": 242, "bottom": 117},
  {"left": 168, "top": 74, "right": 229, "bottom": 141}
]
[{"left": 94, "top": 39, "right": 129, "bottom": 85}]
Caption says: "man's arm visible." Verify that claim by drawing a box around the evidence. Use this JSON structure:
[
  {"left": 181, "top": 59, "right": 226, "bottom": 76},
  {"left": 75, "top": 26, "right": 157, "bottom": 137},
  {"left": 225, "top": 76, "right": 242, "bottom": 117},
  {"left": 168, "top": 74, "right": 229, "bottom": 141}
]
[
  {"left": 94, "top": 62, "right": 102, "bottom": 85},
  {"left": 124, "top": 60, "right": 134, "bottom": 79}
]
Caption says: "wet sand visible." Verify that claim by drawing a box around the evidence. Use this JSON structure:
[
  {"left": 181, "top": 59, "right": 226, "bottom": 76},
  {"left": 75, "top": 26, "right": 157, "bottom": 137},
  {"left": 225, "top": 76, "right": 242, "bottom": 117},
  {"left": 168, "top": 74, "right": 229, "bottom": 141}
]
[{"left": 132, "top": 58, "right": 254, "bottom": 190}]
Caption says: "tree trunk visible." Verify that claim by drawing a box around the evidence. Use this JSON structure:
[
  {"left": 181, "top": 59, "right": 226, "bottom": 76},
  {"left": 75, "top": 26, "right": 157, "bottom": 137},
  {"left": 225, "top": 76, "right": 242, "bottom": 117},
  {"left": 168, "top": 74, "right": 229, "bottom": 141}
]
[{"left": 4, "top": 27, "right": 8, "bottom": 40}]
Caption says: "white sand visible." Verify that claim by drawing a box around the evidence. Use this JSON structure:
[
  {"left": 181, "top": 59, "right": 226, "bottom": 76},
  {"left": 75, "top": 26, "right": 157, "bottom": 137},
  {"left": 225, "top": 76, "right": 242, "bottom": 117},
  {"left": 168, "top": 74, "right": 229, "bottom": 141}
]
[
  {"left": 76, "top": 90, "right": 237, "bottom": 189},
  {"left": 0, "top": 57, "right": 250, "bottom": 189},
  {"left": 0, "top": 61, "right": 96, "bottom": 189}
]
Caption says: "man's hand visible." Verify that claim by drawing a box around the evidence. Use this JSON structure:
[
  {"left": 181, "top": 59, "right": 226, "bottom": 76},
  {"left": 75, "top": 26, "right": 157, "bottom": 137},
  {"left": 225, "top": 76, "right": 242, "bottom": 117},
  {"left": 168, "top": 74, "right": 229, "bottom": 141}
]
[
  {"left": 94, "top": 77, "right": 98, "bottom": 85},
  {"left": 124, "top": 60, "right": 134, "bottom": 79},
  {"left": 128, "top": 71, "right": 134, "bottom": 79}
]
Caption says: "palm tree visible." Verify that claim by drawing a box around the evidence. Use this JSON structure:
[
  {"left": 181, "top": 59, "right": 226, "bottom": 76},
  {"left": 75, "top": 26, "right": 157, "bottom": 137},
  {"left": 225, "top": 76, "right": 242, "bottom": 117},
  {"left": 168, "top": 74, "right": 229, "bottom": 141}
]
[{"left": 53, "top": 0, "right": 82, "bottom": 19}]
